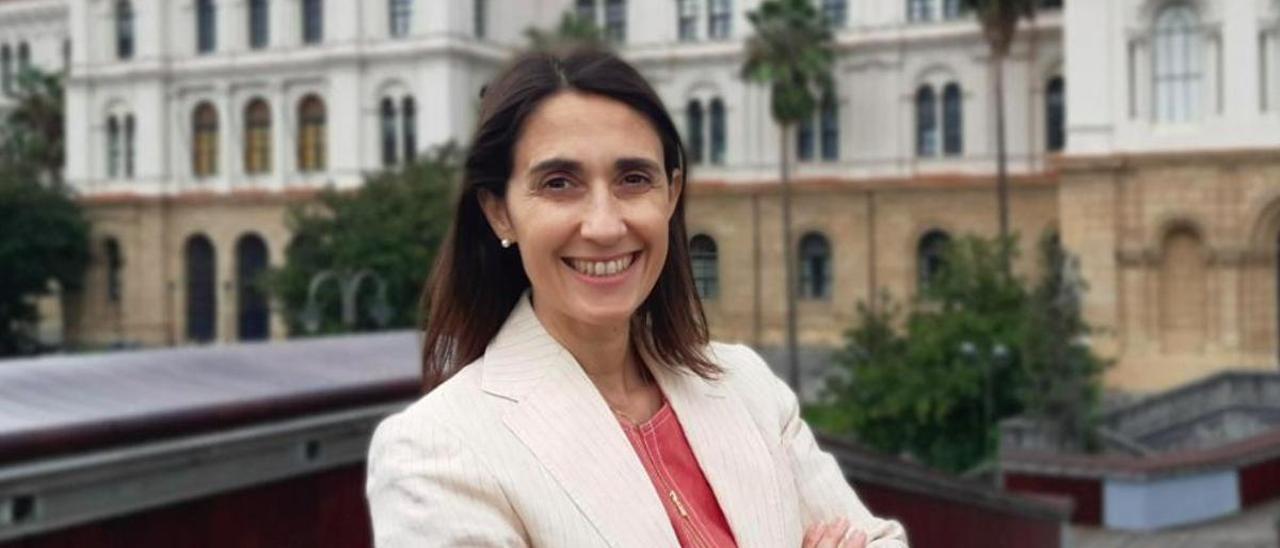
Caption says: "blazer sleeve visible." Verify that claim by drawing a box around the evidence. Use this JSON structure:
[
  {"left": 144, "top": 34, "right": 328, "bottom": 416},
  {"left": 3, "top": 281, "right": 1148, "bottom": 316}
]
[
  {"left": 365, "top": 410, "right": 529, "bottom": 547},
  {"left": 732, "top": 344, "right": 910, "bottom": 548}
]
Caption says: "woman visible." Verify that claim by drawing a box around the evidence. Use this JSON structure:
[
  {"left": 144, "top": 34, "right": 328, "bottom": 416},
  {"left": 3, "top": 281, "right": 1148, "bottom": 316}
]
[{"left": 365, "top": 47, "right": 908, "bottom": 548}]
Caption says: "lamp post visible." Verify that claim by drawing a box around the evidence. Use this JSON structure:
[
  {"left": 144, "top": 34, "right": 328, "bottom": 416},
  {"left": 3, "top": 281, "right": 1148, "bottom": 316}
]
[
  {"left": 300, "top": 269, "right": 393, "bottom": 334},
  {"left": 960, "top": 340, "right": 1011, "bottom": 453}
]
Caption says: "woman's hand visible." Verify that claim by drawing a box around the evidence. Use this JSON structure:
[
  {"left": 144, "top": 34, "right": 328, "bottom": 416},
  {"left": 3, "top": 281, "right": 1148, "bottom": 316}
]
[{"left": 802, "top": 517, "right": 867, "bottom": 548}]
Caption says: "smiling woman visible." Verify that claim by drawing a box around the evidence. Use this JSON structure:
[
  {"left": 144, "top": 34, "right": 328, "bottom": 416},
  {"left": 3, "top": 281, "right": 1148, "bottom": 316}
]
[{"left": 364, "top": 47, "right": 908, "bottom": 548}]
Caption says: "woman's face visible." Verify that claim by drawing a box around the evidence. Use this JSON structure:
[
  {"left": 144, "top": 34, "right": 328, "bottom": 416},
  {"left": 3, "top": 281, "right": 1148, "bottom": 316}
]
[{"left": 480, "top": 90, "right": 682, "bottom": 330}]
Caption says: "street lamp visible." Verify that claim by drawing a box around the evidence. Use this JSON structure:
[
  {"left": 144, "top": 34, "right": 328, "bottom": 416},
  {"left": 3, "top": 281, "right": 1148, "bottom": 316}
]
[
  {"left": 959, "top": 340, "right": 1012, "bottom": 456},
  {"left": 300, "top": 269, "right": 393, "bottom": 334}
]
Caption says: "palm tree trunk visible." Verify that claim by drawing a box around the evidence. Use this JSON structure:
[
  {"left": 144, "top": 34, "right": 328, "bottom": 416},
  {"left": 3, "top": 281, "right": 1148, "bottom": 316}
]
[
  {"left": 994, "top": 54, "right": 1011, "bottom": 273},
  {"left": 781, "top": 124, "right": 800, "bottom": 394}
]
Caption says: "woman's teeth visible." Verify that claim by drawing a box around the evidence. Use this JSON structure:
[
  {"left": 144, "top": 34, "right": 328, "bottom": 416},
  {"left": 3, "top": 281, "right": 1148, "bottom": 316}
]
[{"left": 569, "top": 253, "right": 635, "bottom": 277}]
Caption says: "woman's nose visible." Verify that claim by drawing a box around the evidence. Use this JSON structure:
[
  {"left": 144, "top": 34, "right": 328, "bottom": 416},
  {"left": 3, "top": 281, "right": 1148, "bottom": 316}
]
[{"left": 580, "top": 190, "right": 626, "bottom": 244}]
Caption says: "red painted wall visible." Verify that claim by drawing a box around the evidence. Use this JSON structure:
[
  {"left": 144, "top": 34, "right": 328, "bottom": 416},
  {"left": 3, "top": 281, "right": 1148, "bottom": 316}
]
[
  {"left": 1, "top": 465, "right": 372, "bottom": 548},
  {"left": 1239, "top": 454, "right": 1280, "bottom": 508},
  {"left": 854, "top": 481, "right": 1062, "bottom": 548},
  {"left": 1003, "top": 472, "right": 1102, "bottom": 525},
  {"left": 3, "top": 463, "right": 1066, "bottom": 548}
]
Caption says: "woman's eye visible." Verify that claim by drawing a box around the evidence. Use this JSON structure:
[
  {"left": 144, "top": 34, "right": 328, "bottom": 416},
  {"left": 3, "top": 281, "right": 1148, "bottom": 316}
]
[
  {"left": 622, "top": 173, "right": 652, "bottom": 186},
  {"left": 542, "top": 177, "right": 572, "bottom": 190}
]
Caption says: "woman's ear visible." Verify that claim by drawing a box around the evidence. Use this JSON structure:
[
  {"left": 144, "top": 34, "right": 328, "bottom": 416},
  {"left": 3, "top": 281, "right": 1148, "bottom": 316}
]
[{"left": 477, "top": 189, "right": 515, "bottom": 243}]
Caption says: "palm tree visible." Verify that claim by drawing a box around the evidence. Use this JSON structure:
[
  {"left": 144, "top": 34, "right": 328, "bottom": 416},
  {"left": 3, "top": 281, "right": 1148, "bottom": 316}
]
[
  {"left": 961, "top": 0, "right": 1037, "bottom": 272},
  {"left": 741, "top": 0, "right": 834, "bottom": 393},
  {"left": 3, "top": 68, "right": 64, "bottom": 186},
  {"left": 524, "top": 11, "right": 606, "bottom": 52}
]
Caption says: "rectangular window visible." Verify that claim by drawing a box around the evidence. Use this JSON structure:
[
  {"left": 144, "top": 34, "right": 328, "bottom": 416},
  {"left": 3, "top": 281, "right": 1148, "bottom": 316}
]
[
  {"left": 390, "top": 0, "right": 412, "bottom": 38},
  {"left": 908, "top": 0, "right": 932, "bottom": 23},
  {"left": 303, "top": 0, "right": 324, "bottom": 45},
  {"left": 604, "top": 0, "right": 626, "bottom": 43},
  {"left": 708, "top": 0, "right": 731, "bottom": 40},
  {"left": 821, "top": 0, "right": 846, "bottom": 28},
  {"left": 474, "top": 0, "right": 486, "bottom": 39},
  {"left": 249, "top": 0, "right": 269, "bottom": 49},
  {"left": 677, "top": 0, "right": 698, "bottom": 41},
  {"left": 197, "top": 1, "right": 216, "bottom": 53}
]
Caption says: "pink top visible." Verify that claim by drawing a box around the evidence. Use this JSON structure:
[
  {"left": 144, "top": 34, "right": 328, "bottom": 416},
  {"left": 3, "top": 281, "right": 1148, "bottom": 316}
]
[{"left": 613, "top": 395, "right": 739, "bottom": 548}]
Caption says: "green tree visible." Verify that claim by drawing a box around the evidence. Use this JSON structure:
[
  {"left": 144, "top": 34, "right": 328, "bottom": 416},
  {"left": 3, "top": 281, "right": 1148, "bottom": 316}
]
[
  {"left": 808, "top": 233, "right": 1105, "bottom": 473},
  {"left": 524, "top": 11, "right": 606, "bottom": 52},
  {"left": 741, "top": 0, "right": 835, "bottom": 393},
  {"left": 264, "top": 145, "right": 458, "bottom": 335},
  {"left": 0, "top": 69, "right": 89, "bottom": 356},
  {"left": 2, "top": 68, "right": 66, "bottom": 185},
  {"left": 960, "top": 0, "right": 1038, "bottom": 271},
  {"left": 1018, "top": 231, "right": 1109, "bottom": 451}
]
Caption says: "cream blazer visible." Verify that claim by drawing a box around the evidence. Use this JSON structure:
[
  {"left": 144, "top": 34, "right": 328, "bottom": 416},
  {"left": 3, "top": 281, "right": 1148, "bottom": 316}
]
[{"left": 365, "top": 294, "right": 909, "bottom": 547}]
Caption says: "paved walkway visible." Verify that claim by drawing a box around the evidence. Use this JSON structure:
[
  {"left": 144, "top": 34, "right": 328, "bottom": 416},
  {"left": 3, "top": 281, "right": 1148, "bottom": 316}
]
[{"left": 1071, "top": 499, "right": 1280, "bottom": 548}]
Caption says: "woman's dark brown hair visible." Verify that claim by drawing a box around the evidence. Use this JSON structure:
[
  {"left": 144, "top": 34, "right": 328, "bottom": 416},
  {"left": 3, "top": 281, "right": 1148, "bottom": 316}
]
[{"left": 418, "top": 46, "right": 717, "bottom": 392}]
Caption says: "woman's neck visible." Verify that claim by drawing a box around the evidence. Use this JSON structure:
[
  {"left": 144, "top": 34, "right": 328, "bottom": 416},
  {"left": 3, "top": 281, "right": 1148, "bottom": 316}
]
[{"left": 530, "top": 299, "right": 648, "bottom": 398}]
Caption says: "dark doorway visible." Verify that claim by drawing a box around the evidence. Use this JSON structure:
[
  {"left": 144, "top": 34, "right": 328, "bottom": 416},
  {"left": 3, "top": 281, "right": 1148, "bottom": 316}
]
[
  {"left": 236, "top": 234, "right": 270, "bottom": 341},
  {"left": 185, "top": 235, "right": 217, "bottom": 343}
]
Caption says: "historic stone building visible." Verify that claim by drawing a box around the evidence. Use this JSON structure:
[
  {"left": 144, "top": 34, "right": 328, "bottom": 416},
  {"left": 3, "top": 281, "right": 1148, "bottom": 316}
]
[{"left": 17, "top": 0, "right": 1277, "bottom": 394}]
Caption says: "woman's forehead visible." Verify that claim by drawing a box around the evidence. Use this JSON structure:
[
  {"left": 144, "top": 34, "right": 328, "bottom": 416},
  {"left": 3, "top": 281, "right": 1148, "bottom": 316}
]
[{"left": 514, "top": 91, "right": 663, "bottom": 170}]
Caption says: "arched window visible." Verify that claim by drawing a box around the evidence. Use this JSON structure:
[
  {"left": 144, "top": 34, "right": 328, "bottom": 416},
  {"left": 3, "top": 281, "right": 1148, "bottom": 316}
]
[
  {"left": 16, "top": 42, "right": 29, "bottom": 73},
  {"left": 690, "top": 234, "right": 718, "bottom": 299},
  {"left": 389, "top": 0, "right": 412, "bottom": 38},
  {"left": 708, "top": 0, "right": 731, "bottom": 39},
  {"left": 604, "top": 0, "right": 626, "bottom": 42},
  {"left": 1046, "top": 76, "right": 1065, "bottom": 152},
  {"left": 104, "top": 237, "right": 123, "bottom": 304},
  {"left": 236, "top": 233, "right": 270, "bottom": 341},
  {"left": 915, "top": 85, "right": 937, "bottom": 157},
  {"left": 192, "top": 102, "right": 218, "bottom": 177},
  {"left": 402, "top": 96, "right": 416, "bottom": 161},
  {"left": 244, "top": 98, "right": 271, "bottom": 174},
  {"left": 709, "top": 98, "right": 726, "bottom": 165},
  {"left": 197, "top": 0, "right": 216, "bottom": 53},
  {"left": 677, "top": 0, "right": 699, "bottom": 41},
  {"left": 917, "top": 230, "right": 950, "bottom": 292},
  {"left": 302, "top": 0, "right": 324, "bottom": 44},
  {"left": 249, "top": 0, "right": 269, "bottom": 49},
  {"left": 106, "top": 115, "right": 121, "bottom": 177},
  {"left": 942, "top": 82, "right": 963, "bottom": 156},
  {"left": 380, "top": 98, "right": 398, "bottom": 167},
  {"left": 797, "top": 115, "right": 815, "bottom": 162},
  {"left": 474, "top": 0, "right": 487, "bottom": 38},
  {"left": 185, "top": 234, "right": 217, "bottom": 343},
  {"left": 1159, "top": 226, "right": 1206, "bottom": 351},
  {"left": 1153, "top": 5, "right": 1201, "bottom": 123},
  {"left": 116, "top": 1, "right": 135, "bottom": 59},
  {"left": 819, "top": 93, "right": 839, "bottom": 161},
  {"left": 799, "top": 232, "right": 832, "bottom": 300},
  {"left": 123, "top": 114, "right": 135, "bottom": 177},
  {"left": 2, "top": 45, "right": 12, "bottom": 94},
  {"left": 686, "top": 100, "right": 704, "bottom": 164},
  {"left": 821, "top": 0, "right": 847, "bottom": 27},
  {"left": 907, "top": 0, "right": 932, "bottom": 22},
  {"left": 297, "top": 95, "right": 326, "bottom": 172}
]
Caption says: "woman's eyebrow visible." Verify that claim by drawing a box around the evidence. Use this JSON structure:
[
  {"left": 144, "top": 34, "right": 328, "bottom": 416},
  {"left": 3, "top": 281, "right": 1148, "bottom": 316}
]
[
  {"left": 615, "top": 157, "right": 661, "bottom": 173},
  {"left": 527, "top": 157, "right": 661, "bottom": 176},
  {"left": 527, "top": 157, "right": 582, "bottom": 177}
]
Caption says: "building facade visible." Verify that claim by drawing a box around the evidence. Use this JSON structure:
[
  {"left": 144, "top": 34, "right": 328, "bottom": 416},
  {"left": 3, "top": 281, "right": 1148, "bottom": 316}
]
[{"left": 28, "top": 0, "right": 1280, "bottom": 394}]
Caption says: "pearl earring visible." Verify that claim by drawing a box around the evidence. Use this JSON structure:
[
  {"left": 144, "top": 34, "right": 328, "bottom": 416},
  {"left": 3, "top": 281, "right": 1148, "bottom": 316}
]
[{"left": 500, "top": 238, "right": 513, "bottom": 248}]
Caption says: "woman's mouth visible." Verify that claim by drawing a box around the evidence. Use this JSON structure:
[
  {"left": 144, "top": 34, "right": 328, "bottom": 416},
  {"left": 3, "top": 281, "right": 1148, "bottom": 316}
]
[{"left": 563, "top": 251, "right": 639, "bottom": 278}]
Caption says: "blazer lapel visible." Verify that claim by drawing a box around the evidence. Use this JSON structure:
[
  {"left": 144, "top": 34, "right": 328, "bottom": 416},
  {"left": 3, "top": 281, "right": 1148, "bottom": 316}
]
[
  {"left": 481, "top": 293, "right": 678, "bottom": 548},
  {"left": 646, "top": 347, "right": 789, "bottom": 548}
]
